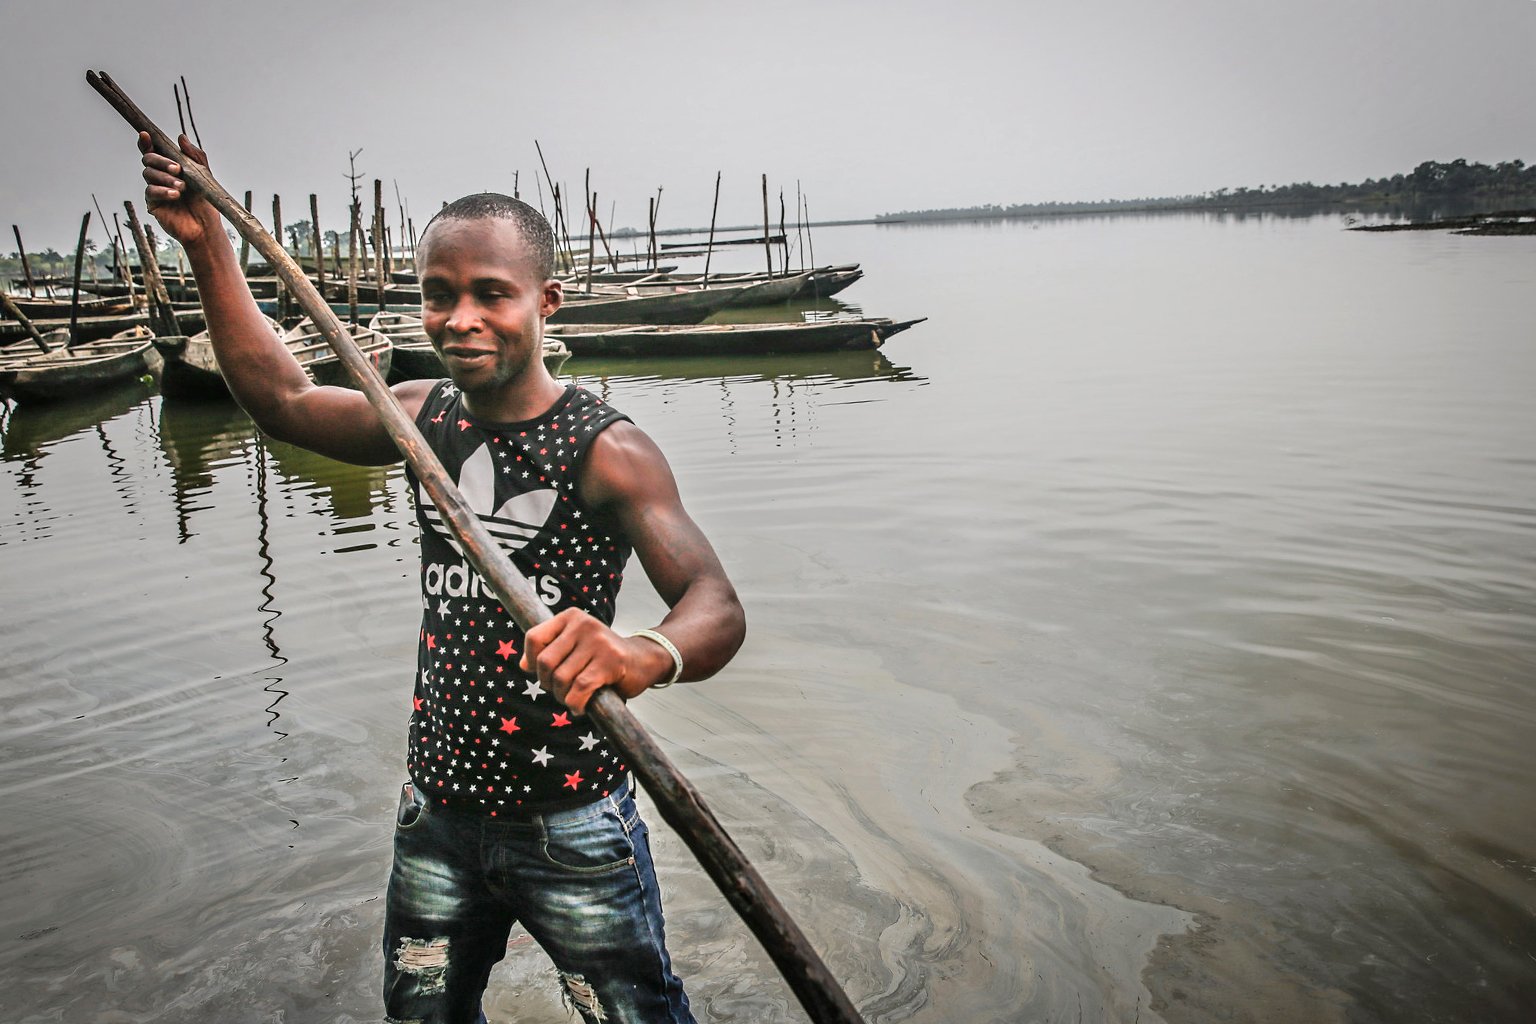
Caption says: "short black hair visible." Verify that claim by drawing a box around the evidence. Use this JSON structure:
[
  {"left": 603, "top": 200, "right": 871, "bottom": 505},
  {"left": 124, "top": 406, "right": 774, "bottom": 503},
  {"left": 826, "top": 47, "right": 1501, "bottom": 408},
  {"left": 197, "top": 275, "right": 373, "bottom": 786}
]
[{"left": 419, "top": 193, "right": 555, "bottom": 279}]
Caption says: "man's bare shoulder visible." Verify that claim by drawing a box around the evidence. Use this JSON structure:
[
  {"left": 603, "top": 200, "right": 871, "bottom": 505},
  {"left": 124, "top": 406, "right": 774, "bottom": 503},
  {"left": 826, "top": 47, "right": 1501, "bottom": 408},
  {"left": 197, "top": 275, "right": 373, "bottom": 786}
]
[{"left": 582, "top": 419, "right": 678, "bottom": 512}]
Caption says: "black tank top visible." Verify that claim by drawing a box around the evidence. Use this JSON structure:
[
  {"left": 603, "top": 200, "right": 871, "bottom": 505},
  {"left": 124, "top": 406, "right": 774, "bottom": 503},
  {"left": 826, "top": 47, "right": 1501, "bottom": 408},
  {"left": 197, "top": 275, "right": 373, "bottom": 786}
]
[{"left": 404, "top": 381, "right": 633, "bottom": 814}]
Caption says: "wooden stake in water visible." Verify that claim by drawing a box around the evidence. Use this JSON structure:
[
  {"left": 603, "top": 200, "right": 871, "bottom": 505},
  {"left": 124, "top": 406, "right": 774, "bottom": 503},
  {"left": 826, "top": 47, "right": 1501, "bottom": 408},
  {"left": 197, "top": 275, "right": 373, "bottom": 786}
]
[
  {"left": 11, "top": 225, "right": 37, "bottom": 297},
  {"left": 373, "top": 179, "right": 388, "bottom": 314},
  {"left": 67, "top": 212, "right": 90, "bottom": 347},
  {"left": 124, "top": 200, "right": 176, "bottom": 338},
  {"left": 704, "top": 171, "right": 721, "bottom": 285},
  {"left": 272, "top": 194, "right": 287, "bottom": 321},
  {"left": 796, "top": 180, "right": 806, "bottom": 274},
  {"left": 239, "top": 191, "right": 252, "bottom": 274},
  {"left": 347, "top": 198, "right": 360, "bottom": 325},
  {"left": 761, "top": 174, "right": 773, "bottom": 276},
  {"left": 88, "top": 68, "right": 866, "bottom": 1024},
  {"left": 310, "top": 193, "right": 324, "bottom": 291}
]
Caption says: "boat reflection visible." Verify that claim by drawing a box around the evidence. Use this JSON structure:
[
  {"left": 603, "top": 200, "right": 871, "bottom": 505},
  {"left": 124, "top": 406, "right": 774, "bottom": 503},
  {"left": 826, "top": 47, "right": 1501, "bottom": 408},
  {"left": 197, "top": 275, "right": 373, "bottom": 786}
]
[
  {"left": 564, "top": 347, "right": 920, "bottom": 387},
  {"left": 2, "top": 380, "right": 152, "bottom": 461}
]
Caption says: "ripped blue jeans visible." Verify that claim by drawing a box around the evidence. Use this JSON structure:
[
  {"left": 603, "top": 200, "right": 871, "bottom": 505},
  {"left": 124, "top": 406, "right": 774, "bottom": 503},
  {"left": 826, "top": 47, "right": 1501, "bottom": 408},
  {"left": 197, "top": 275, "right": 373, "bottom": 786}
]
[{"left": 382, "top": 777, "right": 694, "bottom": 1024}]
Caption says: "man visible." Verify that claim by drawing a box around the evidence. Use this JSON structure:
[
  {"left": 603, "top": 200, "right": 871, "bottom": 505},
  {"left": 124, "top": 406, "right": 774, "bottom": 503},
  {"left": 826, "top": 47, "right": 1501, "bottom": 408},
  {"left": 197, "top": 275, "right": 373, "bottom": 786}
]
[{"left": 139, "top": 132, "right": 745, "bottom": 1024}]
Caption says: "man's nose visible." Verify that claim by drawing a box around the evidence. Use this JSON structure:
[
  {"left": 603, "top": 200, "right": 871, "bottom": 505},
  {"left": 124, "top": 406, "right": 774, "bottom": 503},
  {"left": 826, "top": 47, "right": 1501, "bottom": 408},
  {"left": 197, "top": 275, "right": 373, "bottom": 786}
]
[{"left": 445, "top": 296, "right": 482, "bottom": 334}]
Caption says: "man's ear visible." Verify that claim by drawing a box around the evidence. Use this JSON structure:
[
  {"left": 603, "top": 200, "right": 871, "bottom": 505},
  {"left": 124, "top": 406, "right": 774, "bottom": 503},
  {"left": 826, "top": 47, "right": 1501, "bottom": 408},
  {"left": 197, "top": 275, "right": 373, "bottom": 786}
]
[{"left": 540, "top": 278, "right": 563, "bottom": 318}]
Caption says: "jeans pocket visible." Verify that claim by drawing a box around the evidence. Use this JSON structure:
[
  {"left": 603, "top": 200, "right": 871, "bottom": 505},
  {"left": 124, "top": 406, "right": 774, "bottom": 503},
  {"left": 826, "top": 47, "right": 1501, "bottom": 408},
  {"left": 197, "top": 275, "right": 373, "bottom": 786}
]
[
  {"left": 395, "top": 780, "right": 429, "bottom": 833},
  {"left": 540, "top": 809, "right": 636, "bottom": 874}
]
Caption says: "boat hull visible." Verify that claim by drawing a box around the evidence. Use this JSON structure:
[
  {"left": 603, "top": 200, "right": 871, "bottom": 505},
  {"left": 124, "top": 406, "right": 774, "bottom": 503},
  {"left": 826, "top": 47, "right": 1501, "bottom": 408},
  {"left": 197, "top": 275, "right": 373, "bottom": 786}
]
[{"left": 547, "top": 317, "right": 924, "bottom": 357}]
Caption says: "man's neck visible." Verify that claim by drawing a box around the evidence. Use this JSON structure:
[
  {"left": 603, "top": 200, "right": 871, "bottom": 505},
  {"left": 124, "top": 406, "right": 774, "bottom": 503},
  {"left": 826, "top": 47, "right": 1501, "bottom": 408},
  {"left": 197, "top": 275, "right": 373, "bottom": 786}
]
[{"left": 459, "top": 372, "right": 566, "bottom": 423}]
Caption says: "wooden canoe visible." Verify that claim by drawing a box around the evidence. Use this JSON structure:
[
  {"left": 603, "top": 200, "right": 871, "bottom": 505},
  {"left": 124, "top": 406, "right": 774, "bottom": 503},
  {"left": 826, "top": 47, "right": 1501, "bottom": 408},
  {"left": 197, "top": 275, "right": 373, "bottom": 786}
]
[
  {"left": 0, "top": 326, "right": 159, "bottom": 403},
  {"left": 0, "top": 309, "right": 150, "bottom": 344},
  {"left": 4, "top": 294, "right": 136, "bottom": 318},
  {"left": 549, "top": 280, "right": 759, "bottom": 325},
  {"left": 283, "top": 317, "right": 393, "bottom": 388},
  {"left": 545, "top": 317, "right": 926, "bottom": 357}
]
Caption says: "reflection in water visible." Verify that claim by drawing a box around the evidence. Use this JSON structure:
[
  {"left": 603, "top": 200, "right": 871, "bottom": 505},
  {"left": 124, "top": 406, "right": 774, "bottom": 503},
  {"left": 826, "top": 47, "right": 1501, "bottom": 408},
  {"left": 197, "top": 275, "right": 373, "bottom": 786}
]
[
  {"left": 1, "top": 381, "right": 150, "bottom": 461},
  {"left": 267, "top": 436, "right": 394, "bottom": 532},
  {"left": 252, "top": 435, "right": 290, "bottom": 743},
  {"left": 567, "top": 348, "right": 925, "bottom": 454},
  {"left": 158, "top": 398, "right": 259, "bottom": 541}
]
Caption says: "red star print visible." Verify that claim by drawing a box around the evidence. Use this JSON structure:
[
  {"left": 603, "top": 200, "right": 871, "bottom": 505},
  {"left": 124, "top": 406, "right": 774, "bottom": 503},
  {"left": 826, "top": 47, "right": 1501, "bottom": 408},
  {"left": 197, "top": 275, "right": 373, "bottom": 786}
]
[
  {"left": 426, "top": 634, "right": 437, "bottom": 650},
  {"left": 496, "top": 639, "right": 516, "bottom": 660},
  {"left": 431, "top": 411, "right": 444, "bottom": 424},
  {"left": 413, "top": 696, "right": 424, "bottom": 711},
  {"left": 563, "top": 771, "right": 584, "bottom": 790},
  {"left": 458, "top": 418, "right": 471, "bottom": 431},
  {"left": 551, "top": 711, "right": 571, "bottom": 727},
  {"left": 499, "top": 717, "right": 520, "bottom": 735}
]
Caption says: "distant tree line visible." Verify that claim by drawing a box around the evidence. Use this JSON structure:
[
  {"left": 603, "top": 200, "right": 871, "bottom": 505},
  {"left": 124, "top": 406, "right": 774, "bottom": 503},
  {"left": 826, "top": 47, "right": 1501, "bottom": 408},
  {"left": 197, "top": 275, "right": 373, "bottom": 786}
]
[{"left": 876, "top": 159, "right": 1536, "bottom": 223}]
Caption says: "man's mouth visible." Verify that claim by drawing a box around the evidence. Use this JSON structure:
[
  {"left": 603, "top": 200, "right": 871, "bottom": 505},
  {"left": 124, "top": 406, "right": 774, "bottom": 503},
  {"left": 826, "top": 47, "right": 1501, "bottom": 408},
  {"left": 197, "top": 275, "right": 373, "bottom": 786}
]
[{"left": 441, "top": 346, "right": 495, "bottom": 368}]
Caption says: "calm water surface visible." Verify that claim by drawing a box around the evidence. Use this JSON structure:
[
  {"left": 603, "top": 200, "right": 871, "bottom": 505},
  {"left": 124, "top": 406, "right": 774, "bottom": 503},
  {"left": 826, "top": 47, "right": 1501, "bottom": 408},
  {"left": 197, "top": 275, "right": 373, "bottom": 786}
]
[{"left": 2, "top": 213, "right": 1533, "bottom": 1023}]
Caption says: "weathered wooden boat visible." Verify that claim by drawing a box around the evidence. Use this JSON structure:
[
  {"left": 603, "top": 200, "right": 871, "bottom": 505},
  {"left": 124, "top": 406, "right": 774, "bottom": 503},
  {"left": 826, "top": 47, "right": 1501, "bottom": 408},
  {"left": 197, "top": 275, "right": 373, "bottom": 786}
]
[
  {"left": 283, "top": 317, "right": 393, "bottom": 388},
  {"left": 0, "top": 325, "right": 160, "bottom": 403},
  {"left": 545, "top": 317, "right": 925, "bottom": 357},
  {"left": 579, "top": 264, "right": 863, "bottom": 301},
  {"left": 152, "top": 317, "right": 282, "bottom": 399},
  {"left": 5, "top": 294, "right": 136, "bottom": 318},
  {"left": 549, "top": 280, "right": 759, "bottom": 325},
  {"left": 0, "top": 308, "right": 150, "bottom": 344},
  {"left": 321, "top": 278, "right": 421, "bottom": 308},
  {"left": 369, "top": 311, "right": 570, "bottom": 380}
]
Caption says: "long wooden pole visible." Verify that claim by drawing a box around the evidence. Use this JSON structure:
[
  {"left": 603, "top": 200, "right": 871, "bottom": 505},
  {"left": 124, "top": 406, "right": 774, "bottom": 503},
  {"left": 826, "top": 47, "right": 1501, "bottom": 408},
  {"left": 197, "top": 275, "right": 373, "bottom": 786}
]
[
  {"left": 67, "top": 212, "right": 90, "bottom": 347},
  {"left": 373, "top": 179, "right": 388, "bottom": 314},
  {"left": 239, "top": 190, "right": 252, "bottom": 274},
  {"left": 761, "top": 174, "right": 773, "bottom": 275},
  {"left": 704, "top": 171, "right": 721, "bottom": 285},
  {"left": 796, "top": 181, "right": 806, "bottom": 274},
  {"left": 89, "top": 69, "right": 863, "bottom": 1024},
  {"left": 272, "top": 194, "right": 286, "bottom": 321},
  {"left": 124, "top": 201, "right": 177, "bottom": 338},
  {"left": 12, "top": 226, "right": 37, "bottom": 296},
  {"left": 347, "top": 199, "right": 360, "bottom": 325},
  {"left": 310, "top": 193, "right": 324, "bottom": 292}
]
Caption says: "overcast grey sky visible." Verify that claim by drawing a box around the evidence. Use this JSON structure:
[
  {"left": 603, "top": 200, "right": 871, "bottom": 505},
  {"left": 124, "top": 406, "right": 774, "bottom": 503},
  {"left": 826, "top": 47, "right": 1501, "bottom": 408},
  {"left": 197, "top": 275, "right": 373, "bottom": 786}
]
[{"left": 4, "top": 0, "right": 1533, "bottom": 252}]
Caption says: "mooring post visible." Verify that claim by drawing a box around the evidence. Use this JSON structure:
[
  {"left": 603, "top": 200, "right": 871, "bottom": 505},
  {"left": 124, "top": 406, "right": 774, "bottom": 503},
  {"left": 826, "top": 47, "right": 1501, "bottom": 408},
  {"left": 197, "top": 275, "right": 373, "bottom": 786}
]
[
  {"left": 123, "top": 200, "right": 176, "bottom": 338},
  {"left": 272, "top": 194, "right": 287, "bottom": 321},
  {"left": 310, "top": 193, "right": 324, "bottom": 292},
  {"left": 239, "top": 190, "right": 253, "bottom": 274},
  {"left": 761, "top": 174, "right": 773, "bottom": 275},
  {"left": 347, "top": 198, "right": 360, "bottom": 326},
  {"left": 704, "top": 172, "right": 721, "bottom": 285},
  {"left": 67, "top": 212, "right": 90, "bottom": 347},
  {"left": 11, "top": 226, "right": 37, "bottom": 297},
  {"left": 796, "top": 181, "right": 806, "bottom": 273},
  {"left": 373, "top": 179, "right": 387, "bottom": 314}
]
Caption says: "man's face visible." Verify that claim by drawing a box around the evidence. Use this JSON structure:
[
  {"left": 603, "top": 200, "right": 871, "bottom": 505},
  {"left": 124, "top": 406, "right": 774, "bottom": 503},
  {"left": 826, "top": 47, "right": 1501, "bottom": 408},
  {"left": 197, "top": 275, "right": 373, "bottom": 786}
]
[{"left": 416, "top": 217, "right": 563, "bottom": 395}]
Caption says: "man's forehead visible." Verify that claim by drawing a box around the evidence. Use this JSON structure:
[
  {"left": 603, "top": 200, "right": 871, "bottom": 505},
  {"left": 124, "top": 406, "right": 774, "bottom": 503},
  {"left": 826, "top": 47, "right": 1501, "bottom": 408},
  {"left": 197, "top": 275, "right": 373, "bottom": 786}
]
[{"left": 419, "top": 217, "right": 536, "bottom": 270}]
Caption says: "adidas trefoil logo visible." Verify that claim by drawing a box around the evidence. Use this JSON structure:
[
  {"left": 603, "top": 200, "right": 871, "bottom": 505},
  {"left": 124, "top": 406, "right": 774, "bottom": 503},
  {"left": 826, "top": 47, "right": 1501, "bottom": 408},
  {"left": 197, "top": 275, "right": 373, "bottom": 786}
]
[{"left": 418, "top": 442, "right": 556, "bottom": 555}]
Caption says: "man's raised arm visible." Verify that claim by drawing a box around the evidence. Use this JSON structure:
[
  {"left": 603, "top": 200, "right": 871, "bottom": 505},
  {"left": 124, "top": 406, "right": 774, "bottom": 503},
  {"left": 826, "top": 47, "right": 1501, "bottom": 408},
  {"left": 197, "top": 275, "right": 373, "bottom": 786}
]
[{"left": 139, "top": 131, "right": 428, "bottom": 465}]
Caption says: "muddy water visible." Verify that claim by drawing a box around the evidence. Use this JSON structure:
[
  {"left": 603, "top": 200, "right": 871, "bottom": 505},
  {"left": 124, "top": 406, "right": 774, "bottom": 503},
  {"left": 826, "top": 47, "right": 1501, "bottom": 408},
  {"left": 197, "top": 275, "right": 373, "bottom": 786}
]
[{"left": 3, "top": 213, "right": 1534, "bottom": 1022}]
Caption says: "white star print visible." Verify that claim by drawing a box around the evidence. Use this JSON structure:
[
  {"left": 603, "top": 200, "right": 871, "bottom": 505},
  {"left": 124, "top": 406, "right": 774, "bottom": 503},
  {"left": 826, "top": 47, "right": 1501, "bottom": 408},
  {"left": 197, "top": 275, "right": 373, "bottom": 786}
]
[
  {"left": 578, "top": 733, "right": 598, "bottom": 751},
  {"left": 531, "top": 747, "right": 553, "bottom": 766}
]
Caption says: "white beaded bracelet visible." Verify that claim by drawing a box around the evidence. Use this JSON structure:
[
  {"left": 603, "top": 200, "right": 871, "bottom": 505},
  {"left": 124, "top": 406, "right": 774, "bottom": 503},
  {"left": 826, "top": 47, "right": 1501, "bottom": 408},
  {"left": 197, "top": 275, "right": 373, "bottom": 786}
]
[{"left": 629, "top": 628, "right": 683, "bottom": 688}]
